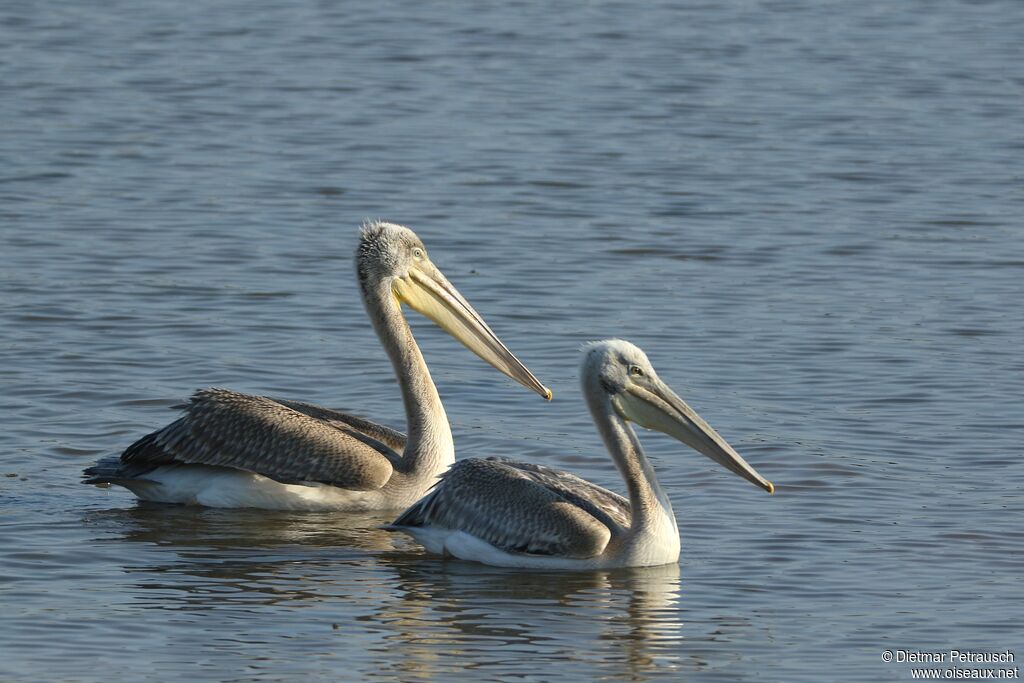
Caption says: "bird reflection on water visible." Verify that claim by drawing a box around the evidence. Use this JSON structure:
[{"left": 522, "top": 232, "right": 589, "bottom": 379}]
[
  {"left": 83, "top": 505, "right": 690, "bottom": 681},
  {"left": 370, "top": 559, "right": 687, "bottom": 682}
]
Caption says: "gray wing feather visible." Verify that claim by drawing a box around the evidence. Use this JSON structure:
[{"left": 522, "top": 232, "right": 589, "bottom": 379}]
[
  {"left": 270, "top": 398, "right": 406, "bottom": 452},
  {"left": 390, "top": 458, "right": 630, "bottom": 558},
  {"left": 113, "top": 388, "right": 400, "bottom": 489},
  {"left": 489, "top": 458, "right": 632, "bottom": 530}
]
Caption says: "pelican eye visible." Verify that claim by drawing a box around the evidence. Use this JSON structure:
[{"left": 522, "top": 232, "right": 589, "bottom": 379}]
[
  {"left": 412, "top": 247, "right": 425, "bottom": 260},
  {"left": 628, "top": 365, "right": 645, "bottom": 377}
]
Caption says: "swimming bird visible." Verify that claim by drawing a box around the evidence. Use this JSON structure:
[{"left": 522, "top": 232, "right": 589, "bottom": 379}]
[
  {"left": 83, "top": 222, "right": 551, "bottom": 510},
  {"left": 386, "top": 340, "right": 773, "bottom": 569}
]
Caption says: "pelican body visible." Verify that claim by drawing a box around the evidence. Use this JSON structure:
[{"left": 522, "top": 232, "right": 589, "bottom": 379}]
[
  {"left": 83, "top": 222, "right": 551, "bottom": 510},
  {"left": 387, "top": 340, "right": 773, "bottom": 569}
]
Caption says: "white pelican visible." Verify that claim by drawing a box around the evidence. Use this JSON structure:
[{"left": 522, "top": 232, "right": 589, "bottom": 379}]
[
  {"left": 386, "top": 340, "right": 773, "bottom": 569},
  {"left": 83, "top": 221, "right": 551, "bottom": 510}
]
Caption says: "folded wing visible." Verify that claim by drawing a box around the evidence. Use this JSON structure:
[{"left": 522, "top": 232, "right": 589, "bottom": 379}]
[
  {"left": 100, "top": 388, "right": 402, "bottom": 490},
  {"left": 390, "top": 457, "right": 632, "bottom": 558}
]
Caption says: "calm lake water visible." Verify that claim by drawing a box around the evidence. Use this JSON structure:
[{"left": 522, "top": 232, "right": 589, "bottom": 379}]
[{"left": 2, "top": 1, "right": 1022, "bottom": 681}]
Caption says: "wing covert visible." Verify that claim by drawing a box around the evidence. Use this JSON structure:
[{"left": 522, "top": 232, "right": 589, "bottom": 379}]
[
  {"left": 121, "top": 388, "right": 398, "bottom": 490},
  {"left": 391, "top": 458, "right": 618, "bottom": 558},
  {"left": 270, "top": 397, "right": 406, "bottom": 452},
  {"left": 491, "top": 457, "right": 632, "bottom": 530}
]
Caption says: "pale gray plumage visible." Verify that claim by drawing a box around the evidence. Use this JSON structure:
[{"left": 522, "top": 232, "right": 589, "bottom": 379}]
[
  {"left": 392, "top": 457, "right": 627, "bottom": 557},
  {"left": 85, "top": 388, "right": 400, "bottom": 489},
  {"left": 387, "top": 340, "right": 775, "bottom": 569},
  {"left": 270, "top": 396, "right": 406, "bottom": 452},
  {"left": 82, "top": 221, "right": 550, "bottom": 510}
]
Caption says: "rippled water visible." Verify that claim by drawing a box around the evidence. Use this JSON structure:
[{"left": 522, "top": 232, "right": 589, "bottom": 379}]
[{"left": 2, "top": 1, "right": 1023, "bottom": 681}]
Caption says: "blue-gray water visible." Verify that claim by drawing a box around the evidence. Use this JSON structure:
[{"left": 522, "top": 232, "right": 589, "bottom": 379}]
[{"left": 2, "top": 1, "right": 1022, "bottom": 681}]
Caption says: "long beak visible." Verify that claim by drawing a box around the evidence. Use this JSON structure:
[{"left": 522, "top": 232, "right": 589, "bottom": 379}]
[
  {"left": 391, "top": 265, "right": 552, "bottom": 400},
  {"left": 617, "top": 379, "right": 774, "bottom": 493}
]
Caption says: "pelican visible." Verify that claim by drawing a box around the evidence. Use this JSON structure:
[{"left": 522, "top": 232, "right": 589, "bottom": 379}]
[
  {"left": 83, "top": 221, "right": 552, "bottom": 510},
  {"left": 386, "top": 340, "right": 773, "bottom": 569}
]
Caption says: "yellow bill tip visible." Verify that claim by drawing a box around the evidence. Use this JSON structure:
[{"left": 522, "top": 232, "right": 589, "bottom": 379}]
[
  {"left": 766, "top": 480, "right": 775, "bottom": 495},
  {"left": 543, "top": 387, "right": 553, "bottom": 401}
]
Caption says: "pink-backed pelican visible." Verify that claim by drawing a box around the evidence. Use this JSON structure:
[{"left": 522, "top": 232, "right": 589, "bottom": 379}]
[
  {"left": 386, "top": 340, "right": 772, "bottom": 569},
  {"left": 83, "top": 222, "right": 551, "bottom": 510}
]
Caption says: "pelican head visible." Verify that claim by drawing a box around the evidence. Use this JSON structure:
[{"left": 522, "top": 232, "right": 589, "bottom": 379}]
[
  {"left": 357, "top": 221, "right": 552, "bottom": 400},
  {"left": 582, "top": 340, "right": 773, "bottom": 493}
]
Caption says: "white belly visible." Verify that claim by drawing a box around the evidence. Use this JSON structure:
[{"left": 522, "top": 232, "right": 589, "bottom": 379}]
[
  {"left": 398, "top": 525, "right": 680, "bottom": 570},
  {"left": 117, "top": 466, "right": 405, "bottom": 511}
]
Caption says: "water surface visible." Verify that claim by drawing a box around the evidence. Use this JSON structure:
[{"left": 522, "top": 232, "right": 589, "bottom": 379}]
[{"left": 2, "top": 1, "right": 1023, "bottom": 681}]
